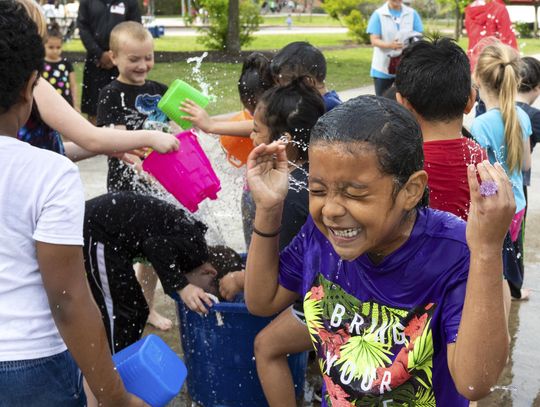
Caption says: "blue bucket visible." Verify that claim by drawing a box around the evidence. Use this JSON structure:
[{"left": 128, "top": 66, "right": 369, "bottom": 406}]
[
  {"left": 112, "top": 334, "right": 187, "bottom": 407},
  {"left": 177, "top": 299, "right": 308, "bottom": 407}
]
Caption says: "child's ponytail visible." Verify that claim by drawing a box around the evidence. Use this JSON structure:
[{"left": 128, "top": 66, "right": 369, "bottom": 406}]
[
  {"left": 475, "top": 42, "right": 523, "bottom": 174},
  {"left": 500, "top": 61, "right": 523, "bottom": 173}
]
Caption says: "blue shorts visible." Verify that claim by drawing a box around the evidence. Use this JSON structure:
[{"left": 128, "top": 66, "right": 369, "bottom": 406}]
[{"left": 0, "top": 350, "right": 86, "bottom": 407}]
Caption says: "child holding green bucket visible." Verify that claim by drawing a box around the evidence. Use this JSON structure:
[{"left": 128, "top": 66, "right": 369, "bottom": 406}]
[{"left": 245, "top": 96, "right": 513, "bottom": 405}]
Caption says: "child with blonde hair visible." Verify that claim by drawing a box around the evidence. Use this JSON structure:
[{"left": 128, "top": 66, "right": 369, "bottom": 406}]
[
  {"left": 471, "top": 41, "right": 532, "bottom": 299},
  {"left": 97, "top": 21, "right": 181, "bottom": 331}
]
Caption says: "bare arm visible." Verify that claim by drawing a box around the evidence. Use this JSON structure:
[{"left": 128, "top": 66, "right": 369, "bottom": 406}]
[
  {"left": 37, "top": 243, "right": 146, "bottom": 407},
  {"left": 447, "top": 161, "right": 514, "bottom": 400},
  {"left": 244, "top": 142, "right": 299, "bottom": 316},
  {"left": 34, "top": 80, "right": 179, "bottom": 154},
  {"left": 370, "top": 34, "right": 403, "bottom": 50},
  {"left": 63, "top": 141, "right": 97, "bottom": 162},
  {"left": 68, "top": 71, "right": 79, "bottom": 111},
  {"left": 180, "top": 100, "right": 252, "bottom": 136},
  {"left": 522, "top": 137, "right": 532, "bottom": 172}
]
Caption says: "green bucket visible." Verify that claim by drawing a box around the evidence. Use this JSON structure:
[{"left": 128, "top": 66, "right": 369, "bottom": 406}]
[{"left": 158, "top": 79, "right": 210, "bottom": 129}]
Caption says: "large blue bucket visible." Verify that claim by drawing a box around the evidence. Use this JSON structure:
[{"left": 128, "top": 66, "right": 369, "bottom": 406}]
[{"left": 177, "top": 300, "right": 308, "bottom": 407}]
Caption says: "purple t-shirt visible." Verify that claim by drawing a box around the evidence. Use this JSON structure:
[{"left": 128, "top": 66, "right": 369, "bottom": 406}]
[{"left": 279, "top": 208, "right": 470, "bottom": 406}]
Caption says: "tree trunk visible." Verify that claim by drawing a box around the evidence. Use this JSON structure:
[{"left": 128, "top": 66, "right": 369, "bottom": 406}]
[
  {"left": 454, "top": 0, "right": 462, "bottom": 41},
  {"left": 226, "top": 0, "right": 241, "bottom": 54}
]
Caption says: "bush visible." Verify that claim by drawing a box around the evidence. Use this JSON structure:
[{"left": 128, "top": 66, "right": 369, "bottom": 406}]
[
  {"left": 197, "top": 0, "right": 262, "bottom": 50},
  {"left": 343, "top": 9, "right": 370, "bottom": 44},
  {"left": 514, "top": 21, "right": 534, "bottom": 38}
]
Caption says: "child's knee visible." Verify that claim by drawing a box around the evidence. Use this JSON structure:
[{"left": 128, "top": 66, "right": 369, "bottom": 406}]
[{"left": 254, "top": 326, "right": 282, "bottom": 359}]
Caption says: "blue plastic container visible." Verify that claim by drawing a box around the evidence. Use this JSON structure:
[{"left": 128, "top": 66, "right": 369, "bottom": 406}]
[
  {"left": 148, "top": 25, "right": 165, "bottom": 38},
  {"left": 177, "top": 300, "right": 308, "bottom": 407},
  {"left": 112, "top": 334, "right": 187, "bottom": 407}
]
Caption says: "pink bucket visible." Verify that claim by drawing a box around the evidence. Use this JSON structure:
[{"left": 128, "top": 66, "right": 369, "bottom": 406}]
[{"left": 142, "top": 129, "right": 221, "bottom": 212}]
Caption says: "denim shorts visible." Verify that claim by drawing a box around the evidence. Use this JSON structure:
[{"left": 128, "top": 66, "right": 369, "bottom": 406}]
[{"left": 0, "top": 350, "right": 86, "bottom": 407}]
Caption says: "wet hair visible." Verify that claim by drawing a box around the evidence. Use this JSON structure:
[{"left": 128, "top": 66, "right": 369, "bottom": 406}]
[
  {"left": 110, "top": 21, "right": 153, "bottom": 54},
  {"left": 17, "top": 0, "right": 47, "bottom": 39},
  {"left": 207, "top": 246, "right": 243, "bottom": 281},
  {"left": 237, "top": 52, "right": 273, "bottom": 115},
  {"left": 270, "top": 41, "right": 327, "bottom": 84},
  {"left": 0, "top": 0, "right": 44, "bottom": 115},
  {"left": 310, "top": 95, "right": 428, "bottom": 208},
  {"left": 395, "top": 37, "right": 471, "bottom": 121},
  {"left": 519, "top": 56, "right": 540, "bottom": 93},
  {"left": 475, "top": 42, "right": 522, "bottom": 173},
  {"left": 258, "top": 78, "right": 325, "bottom": 161}
]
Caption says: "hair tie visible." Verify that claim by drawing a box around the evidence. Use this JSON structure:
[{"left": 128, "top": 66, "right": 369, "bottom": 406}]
[{"left": 502, "top": 62, "right": 512, "bottom": 68}]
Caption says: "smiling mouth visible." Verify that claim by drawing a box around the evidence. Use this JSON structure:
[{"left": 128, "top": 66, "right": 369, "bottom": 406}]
[{"left": 329, "top": 227, "right": 362, "bottom": 239}]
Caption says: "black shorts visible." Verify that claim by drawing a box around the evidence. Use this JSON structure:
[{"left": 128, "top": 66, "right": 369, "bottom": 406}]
[
  {"left": 81, "top": 59, "right": 118, "bottom": 117},
  {"left": 291, "top": 299, "right": 306, "bottom": 325},
  {"left": 84, "top": 237, "right": 148, "bottom": 353}
]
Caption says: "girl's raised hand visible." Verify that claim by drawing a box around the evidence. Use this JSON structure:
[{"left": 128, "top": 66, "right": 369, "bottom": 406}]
[
  {"left": 180, "top": 99, "right": 214, "bottom": 133},
  {"left": 148, "top": 131, "right": 180, "bottom": 153},
  {"left": 246, "top": 141, "right": 289, "bottom": 210},
  {"left": 466, "top": 161, "right": 516, "bottom": 254}
]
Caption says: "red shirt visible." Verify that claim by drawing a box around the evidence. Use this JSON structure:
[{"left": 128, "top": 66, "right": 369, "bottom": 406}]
[
  {"left": 424, "top": 137, "right": 487, "bottom": 221},
  {"left": 465, "top": 0, "right": 518, "bottom": 70}
]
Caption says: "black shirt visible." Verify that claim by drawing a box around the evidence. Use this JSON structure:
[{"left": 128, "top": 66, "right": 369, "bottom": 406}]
[
  {"left": 84, "top": 192, "right": 208, "bottom": 294},
  {"left": 77, "top": 0, "right": 141, "bottom": 60},
  {"left": 517, "top": 101, "right": 540, "bottom": 151},
  {"left": 96, "top": 79, "right": 168, "bottom": 192},
  {"left": 279, "top": 163, "right": 309, "bottom": 250}
]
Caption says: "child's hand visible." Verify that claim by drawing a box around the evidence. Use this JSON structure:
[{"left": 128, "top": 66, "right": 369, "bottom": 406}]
[
  {"left": 466, "top": 161, "right": 516, "bottom": 254},
  {"left": 247, "top": 141, "right": 289, "bottom": 211},
  {"left": 179, "top": 284, "right": 214, "bottom": 314},
  {"left": 148, "top": 131, "right": 180, "bottom": 153},
  {"left": 219, "top": 271, "right": 244, "bottom": 301},
  {"left": 180, "top": 99, "right": 214, "bottom": 133}
]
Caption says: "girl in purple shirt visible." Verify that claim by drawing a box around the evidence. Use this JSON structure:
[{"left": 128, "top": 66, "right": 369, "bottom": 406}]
[{"left": 245, "top": 96, "right": 513, "bottom": 405}]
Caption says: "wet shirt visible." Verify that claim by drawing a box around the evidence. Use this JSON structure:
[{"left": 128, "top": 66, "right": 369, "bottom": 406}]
[
  {"left": 279, "top": 209, "right": 470, "bottom": 406},
  {"left": 42, "top": 59, "right": 74, "bottom": 106},
  {"left": 424, "top": 137, "right": 487, "bottom": 221},
  {"left": 17, "top": 103, "right": 65, "bottom": 155},
  {"left": 96, "top": 79, "right": 168, "bottom": 192},
  {"left": 84, "top": 192, "right": 208, "bottom": 294},
  {"left": 471, "top": 107, "right": 531, "bottom": 213},
  {"left": 280, "top": 163, "right": 309, "bottom": 250}
]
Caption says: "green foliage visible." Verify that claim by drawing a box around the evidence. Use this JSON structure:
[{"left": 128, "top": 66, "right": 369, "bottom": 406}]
[
  {"left": 197, "top": 0, "right": 262, "bottom": 50},
  {"left": 321, "top": 0, "right": 376, "bottom": 44},
  {"left": 515, "top": 22, "right": 534, "bottom": 39},
  {"left": 322, "top": 0, "right": 363, "bottom": 19},
  {"left": 343, "top": 9, "right": 371, "bottom": 44}
]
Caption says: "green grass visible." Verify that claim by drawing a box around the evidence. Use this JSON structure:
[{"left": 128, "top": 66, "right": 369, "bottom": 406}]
[
  {"left": 260, "top": 14, "right": 343, "bottom": 27},
  {"left": 70, "top": 34, "right": 540, "bottom": 116},
  {"left": 63, "top": 33, "right": 351, "bottom": 53}
]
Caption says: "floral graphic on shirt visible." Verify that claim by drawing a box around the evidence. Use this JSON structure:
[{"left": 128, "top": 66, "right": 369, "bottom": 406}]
[{"left": 305, "top": 275, "right": 436, "bottom": 406}]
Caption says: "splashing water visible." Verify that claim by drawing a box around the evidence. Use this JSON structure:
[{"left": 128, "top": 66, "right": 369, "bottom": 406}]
[{"left": 186, "top": 52, "right": 216, "bottom": 101}]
